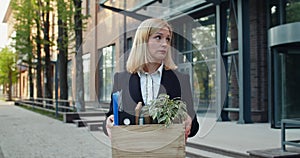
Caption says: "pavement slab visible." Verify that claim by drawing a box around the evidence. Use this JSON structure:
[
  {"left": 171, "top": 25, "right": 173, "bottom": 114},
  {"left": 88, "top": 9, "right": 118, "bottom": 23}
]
[
  {"left": 1, "top": 100, "right": 300, "bottom": 158},
  {"left": 0, "top": 101, "right": 111, "bottom": 158}
]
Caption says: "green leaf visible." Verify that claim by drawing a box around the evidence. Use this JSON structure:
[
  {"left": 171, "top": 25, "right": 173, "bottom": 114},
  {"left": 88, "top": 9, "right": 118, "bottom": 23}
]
[{"left": 140, "top": 93, "right": 188, "bottom": 127}]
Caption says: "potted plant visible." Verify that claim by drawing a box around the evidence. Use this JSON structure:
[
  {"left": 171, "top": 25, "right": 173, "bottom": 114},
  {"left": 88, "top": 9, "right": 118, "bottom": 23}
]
[
  {"left": 141, "top": 93, "right": 188, "bottom": 127},
  {"left": 111, "top": 94, "right": 187, "bottom": 158}
]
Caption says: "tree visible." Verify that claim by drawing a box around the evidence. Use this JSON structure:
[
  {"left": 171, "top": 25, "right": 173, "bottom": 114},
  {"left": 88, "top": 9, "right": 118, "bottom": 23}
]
[
  {"left": 40, "top": 0, "right": 53, "bottom": 100},
  {"left": 0, "top": 47, "right": 18, "bottom": 101},
  {"left": 11, "top": 0, "right": 35, "bottom": 99},
  {"left": 11, "top": 0, "right": 87, "bottom": 108},
  {"left": 57, "top": 0, "right": 74, "bottom": 108},
  {"left": 73, "top": 0, "right": 85, "bottom": 112},
  {"left": 33, "top": 0, "right": 44, "bottom": 99},
  {"left": 12, "top": 0, "right": 56, "bottom": 100}
]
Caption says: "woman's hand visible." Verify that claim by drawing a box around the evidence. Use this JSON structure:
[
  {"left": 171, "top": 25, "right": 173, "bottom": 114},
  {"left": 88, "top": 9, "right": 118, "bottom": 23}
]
[
  {"left": 184, "top": 115, "right": 192, "bottom": 142},
  {"left": 106, "top": 115, "right": 114, "bottom": 139}
]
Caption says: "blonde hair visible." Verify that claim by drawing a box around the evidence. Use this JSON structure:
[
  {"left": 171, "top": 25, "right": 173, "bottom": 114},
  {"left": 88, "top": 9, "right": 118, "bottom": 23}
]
[{"left": 126, "top": 18, "right": 177, "bottom": 73}]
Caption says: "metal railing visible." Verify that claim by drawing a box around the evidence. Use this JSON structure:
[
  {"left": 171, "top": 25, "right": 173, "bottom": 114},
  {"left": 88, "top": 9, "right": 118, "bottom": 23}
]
[{"left": 15, "top": 97, "right": 76, "bottom": 116}]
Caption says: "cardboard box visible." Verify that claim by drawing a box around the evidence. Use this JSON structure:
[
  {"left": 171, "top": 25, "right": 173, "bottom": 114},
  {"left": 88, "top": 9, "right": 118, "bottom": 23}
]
[{"left": 111, "top": 124, "right": 185, "bottom": 158}]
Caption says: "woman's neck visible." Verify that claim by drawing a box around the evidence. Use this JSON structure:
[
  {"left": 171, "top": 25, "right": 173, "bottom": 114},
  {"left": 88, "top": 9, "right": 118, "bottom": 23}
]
[{"left": 144, "top": 62, "right": 161, "bottom": 74}]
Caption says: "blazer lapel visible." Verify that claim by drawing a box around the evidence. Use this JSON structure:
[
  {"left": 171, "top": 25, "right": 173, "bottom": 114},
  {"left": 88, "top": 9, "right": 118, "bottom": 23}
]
[
  {"left": 129, "top": 73, "right": 144, "bottom": 105},
  {"left": 158, "top": 69, "right": 167, "bottom": 95},
  {"left": 159, "top": 69, "right": 181, "bottom": 99}
]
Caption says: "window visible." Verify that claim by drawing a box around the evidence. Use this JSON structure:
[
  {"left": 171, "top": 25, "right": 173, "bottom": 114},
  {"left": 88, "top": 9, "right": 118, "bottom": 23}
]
[
  {"left": 83, "top": 53, "right": 90, "bottom": 101},
  {"left": 172, "top": 13, "right": 217, "bottom": 114},
  {"left": 268, "top": 0, "right": 300, "bottom": 27},
  {"left": 98, "top": 45, "right": 115, "bottom": 102},
  {"left": 67, "top": 60, "right": 72, "bottom": 100},
  {"left": 273, "top": 48, "right": 300, "bottom": 127},
  {"left": 286, "top": 0, "right": 300, "bottom": 23},
  {"left": 86, "top": 0, "right": 91, "bottom": 15},
  {"left": 127, "top": 37, "right": 132, "bottom": 52}
]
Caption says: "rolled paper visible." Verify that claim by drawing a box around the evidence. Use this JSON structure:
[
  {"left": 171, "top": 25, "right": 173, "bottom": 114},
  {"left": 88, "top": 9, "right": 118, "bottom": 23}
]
[
  {"left": 139, "top": 117, "right": 144, "bottom": 125},
  {"left": 113, "top": 92, "right": 119, "bottom": 126},
  {"left": 135, "top": 102, "right": 142, "bottom": 125}
]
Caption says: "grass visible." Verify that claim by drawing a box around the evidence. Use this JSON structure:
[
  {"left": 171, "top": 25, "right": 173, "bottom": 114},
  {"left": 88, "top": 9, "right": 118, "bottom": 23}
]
[{"left": 19, "top": 104, "right": 64, "bottom": 121}]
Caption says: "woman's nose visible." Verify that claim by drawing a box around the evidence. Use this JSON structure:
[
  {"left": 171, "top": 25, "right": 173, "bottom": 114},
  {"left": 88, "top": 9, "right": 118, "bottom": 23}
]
[{"left": 161, "top": 38, "right": 168, "bottom": 46}]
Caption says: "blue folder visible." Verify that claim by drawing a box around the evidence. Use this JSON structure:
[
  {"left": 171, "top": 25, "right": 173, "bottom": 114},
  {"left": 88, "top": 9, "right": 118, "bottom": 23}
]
[{"left": 112, "top": 92, "right": 119, "bottom": 126}]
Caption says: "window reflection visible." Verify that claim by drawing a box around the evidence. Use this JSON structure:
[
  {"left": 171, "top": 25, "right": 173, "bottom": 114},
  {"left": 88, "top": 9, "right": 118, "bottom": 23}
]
[
  {"left": 269, "top": 0, "right": 300, "bottom": 27},
  {"left": 83, "top": 53, "right": 90, "bottom": 101},
  {"left": 286, "top": 0, "right": 300, "bottom": 23},
  {"left": 98, "top": 45, "right": 115, "bottom": 102}
]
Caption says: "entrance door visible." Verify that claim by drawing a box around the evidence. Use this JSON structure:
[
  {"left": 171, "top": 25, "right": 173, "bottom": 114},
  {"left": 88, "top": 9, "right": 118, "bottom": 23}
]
[{"left": 273, "top": 48, "right": 300, "bottom": 127}]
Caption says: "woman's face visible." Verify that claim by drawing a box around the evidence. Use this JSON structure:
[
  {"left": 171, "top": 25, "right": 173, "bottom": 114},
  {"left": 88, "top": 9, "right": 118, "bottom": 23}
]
[{"left": 147, "top": 26, "right": 171, "bottom": 63}]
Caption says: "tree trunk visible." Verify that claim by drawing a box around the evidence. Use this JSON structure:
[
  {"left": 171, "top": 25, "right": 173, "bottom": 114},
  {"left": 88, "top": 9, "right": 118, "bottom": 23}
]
[
  {"left": 43, "top": 0, "right": 53, "bottom": 101},
  {"left": 36, "top": 20, "right": 43, "bottom": 99},
  {"left": 7, "top": 69, "right": 12, "bottom": 101},
  {"left": 28, "top": 60, "right": 34, "bottom": 100},
  {"left": 57, "top": 0, "right": 69, "bottom": 109},
  {"left": 73, "top": 0, "right": 85, "bottom": 112}
]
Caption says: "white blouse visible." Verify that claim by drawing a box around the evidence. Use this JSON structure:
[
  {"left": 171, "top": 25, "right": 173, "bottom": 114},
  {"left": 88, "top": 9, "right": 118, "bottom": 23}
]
[{"left": 138, "top": 64, "right": 163, "bottom": 105}]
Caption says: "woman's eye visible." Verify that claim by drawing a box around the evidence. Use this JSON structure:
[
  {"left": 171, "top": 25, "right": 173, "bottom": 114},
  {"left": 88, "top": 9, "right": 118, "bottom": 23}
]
[
  {"left": 155, "top": 36, "right": 161, "bottom": 40},
  {"left": 166, "top": 37, "right": 171, "bottom": 42}
]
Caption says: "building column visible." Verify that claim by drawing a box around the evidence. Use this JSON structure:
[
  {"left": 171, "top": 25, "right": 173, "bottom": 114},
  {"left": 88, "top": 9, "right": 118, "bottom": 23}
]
[{"left": 237, "top": 0, "right": 252, "bottom": 123}]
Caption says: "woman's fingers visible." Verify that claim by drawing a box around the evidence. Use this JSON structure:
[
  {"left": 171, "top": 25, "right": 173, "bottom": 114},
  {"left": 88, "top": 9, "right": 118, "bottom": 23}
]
[
  {"left": 106, "top": 115, "right": 114, "bottom": 139},
  {"left": 184, "top": 115, "right": 192, "bottom": 142}
]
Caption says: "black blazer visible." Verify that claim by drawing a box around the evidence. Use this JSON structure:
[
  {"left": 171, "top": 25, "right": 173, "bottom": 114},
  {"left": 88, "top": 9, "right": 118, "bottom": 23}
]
[{"left": 103, "top": 68, "right": 199, "bottom": 137}]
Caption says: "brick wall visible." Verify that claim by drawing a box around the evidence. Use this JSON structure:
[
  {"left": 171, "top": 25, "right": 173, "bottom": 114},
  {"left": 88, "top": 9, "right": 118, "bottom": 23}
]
[
  {"left": 249, "top": 0, "right": 268, "bottom": 122},
  {"left": 229, "top": 0, "right": 268, "bottom": 122}
]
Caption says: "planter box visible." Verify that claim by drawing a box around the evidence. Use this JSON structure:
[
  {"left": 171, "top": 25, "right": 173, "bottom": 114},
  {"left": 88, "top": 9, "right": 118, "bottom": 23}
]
[{"left": 111, "top": 124, "right": 185, "bottom": 158}]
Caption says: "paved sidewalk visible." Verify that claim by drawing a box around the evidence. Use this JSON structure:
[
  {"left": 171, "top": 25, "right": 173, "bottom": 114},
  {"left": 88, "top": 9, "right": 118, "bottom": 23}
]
[
  {"left": 1, "top": 100, "right": 300, "bottom": 158},
  {"left": 0, "top": 101, "right": 111, "bottom": 158},
  {"left": 189, "top": 112, "right": 300, "bottom": 156}
]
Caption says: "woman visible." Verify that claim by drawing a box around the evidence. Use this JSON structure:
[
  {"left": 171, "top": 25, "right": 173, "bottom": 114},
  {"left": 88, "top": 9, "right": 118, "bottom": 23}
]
[{"left": 103, "top": 18, "right": 199, "bottom": 140}]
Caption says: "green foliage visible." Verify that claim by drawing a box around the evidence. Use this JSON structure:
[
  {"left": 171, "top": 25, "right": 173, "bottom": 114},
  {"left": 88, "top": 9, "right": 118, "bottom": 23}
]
[
  {"left": 57, "top": 0, "right": 89, "bottom": 53},
  {"left": 10, "top": 0, "right": 89, "bottom": 58},
  {"left": 191, "top": 21, "right": 216, "bottom": 102},
  {"left": 11, "top": 0, "right": 34, "bottom": 61},
  {"left": 9, "top": 0, "right": 88, "bottom": 102},
  {"left": 0, "top": 47, "right": 18, "bottom": 85},
  {"left": 141, "top": 94, "right": 188, "bottom": 127},
  {"left": 57, "top": 0, "right": 74, "bottom": 50}
]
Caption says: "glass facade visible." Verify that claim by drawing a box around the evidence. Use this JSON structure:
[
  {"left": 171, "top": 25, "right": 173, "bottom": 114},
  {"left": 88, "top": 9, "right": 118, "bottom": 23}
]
[
  {"left": 274, "top": 48, "right": 300, "bottom": 126},
  {"left": 192, "top": 16, "right": 217, "bottom": 113},
  {"left": 67, "top": 61, "right": 72, "bottom": 100},
  {"left": 170, "top": 11, "right": 217, "bottom": 114},
  {"left": 96, "top": 0, "right": 299, "bottom": 126},
  {"left": 269, "top": 0, "right": 300, "bottom": 127},
  {"left": 286, "top": 0, "right": 300, "bottom": 23},
  {"left": 86, "top": 0, "right": 91, "bottom": 15},
  {"left": 269, "top": 0, "right": 300, "bottom": 27},
  {"left": 223, "top": 2, "right": 240, "bottom": 119},
  {"left": 83, "top": 53, "right": 90, "bottom": 101},
  {"left": 98, "top": 45, "right": 115, "bottom": 102}
]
